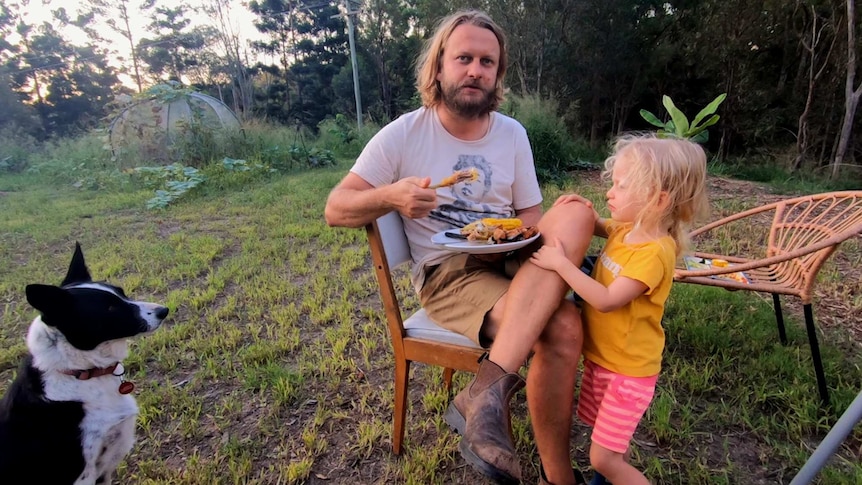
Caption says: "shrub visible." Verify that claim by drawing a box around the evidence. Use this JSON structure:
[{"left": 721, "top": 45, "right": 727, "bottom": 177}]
[
  {"left": 501, "top": 94, "right": 601, "bottom": 183},
  {"left": 0, "top": 125, "right": 39, "bottom": 173},
  {"left": 316, "top": 114, "right": 380, "bottom": 159}
]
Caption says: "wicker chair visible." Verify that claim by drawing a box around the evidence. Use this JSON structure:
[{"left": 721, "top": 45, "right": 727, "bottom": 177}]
[{"left": 674, "top": 191, "right": 862, "bottom": 406}]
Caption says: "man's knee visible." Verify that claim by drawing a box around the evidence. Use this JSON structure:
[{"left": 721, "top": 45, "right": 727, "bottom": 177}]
[
  {"left": 536, "top": 301, "right": 582, "bottom": 358},
  {"left": 539, "top": 202, "right": 594, "bottom": 256},
  {"left": 540, "top": 199, "right": 594, "bottom": 231}
]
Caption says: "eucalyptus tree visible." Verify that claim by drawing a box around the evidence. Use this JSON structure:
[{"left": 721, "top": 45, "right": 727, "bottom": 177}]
[
  {"left": 84, "top": 0, "right": 145, "bottom": 93},
  {"left": 792, "top": 1, "right": 839, "bottom": 172},
  {"left": 201, "top": 0, "right": 255, "bottom": 118},
  {"left": 832, "top": 0, "right": 862, "bottom": 180}
]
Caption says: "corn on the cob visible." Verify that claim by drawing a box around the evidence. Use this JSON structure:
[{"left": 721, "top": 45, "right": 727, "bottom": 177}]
[{"left": 480, "top": 218, "right": 522, "bottom": 230}]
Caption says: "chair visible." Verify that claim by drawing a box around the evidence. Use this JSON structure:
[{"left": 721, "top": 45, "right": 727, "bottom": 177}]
[
  {"left": 365, "top": 211, "right": 485, "bottom": 455},
  {"left": 673, "top": 191, "right": 862, "bottom": 406}
]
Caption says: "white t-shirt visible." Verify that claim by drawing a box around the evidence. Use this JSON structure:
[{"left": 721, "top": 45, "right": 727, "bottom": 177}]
[{"left": 350, "top": 106, "right": 542, "bottom": 291}]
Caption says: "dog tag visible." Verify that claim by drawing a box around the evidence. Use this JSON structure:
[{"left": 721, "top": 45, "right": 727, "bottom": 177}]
[{"left": 118, "top": 381, "right": 135, "bottom": 394}]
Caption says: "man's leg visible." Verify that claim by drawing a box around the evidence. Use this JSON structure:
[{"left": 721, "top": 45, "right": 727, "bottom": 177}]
[
  {"left": 529, "top": 301, "right": 583, "bottom": 485},
  {"left": 450, "top": 202, "right": 594, "bottom": 483}
]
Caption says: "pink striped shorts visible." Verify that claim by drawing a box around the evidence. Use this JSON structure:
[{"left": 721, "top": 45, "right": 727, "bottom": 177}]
[{"left": 576, "top": 360, "right": 658, "bottom": 453}]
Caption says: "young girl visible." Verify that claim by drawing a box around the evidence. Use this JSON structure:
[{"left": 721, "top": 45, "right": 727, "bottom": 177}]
[{"left": 531, "top": 134, "right": 709, "bottom": 485}]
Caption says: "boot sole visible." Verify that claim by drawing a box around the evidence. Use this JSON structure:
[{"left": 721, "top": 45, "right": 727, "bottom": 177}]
[
  {"left": 458, "top": 439, "right": 521, "bottom": 485},
  {"left": 444, "top": 402, "right": 466, "bottom": 434},
  {"left": 445, "top": 403, "right": 520, "bottom": 485}
]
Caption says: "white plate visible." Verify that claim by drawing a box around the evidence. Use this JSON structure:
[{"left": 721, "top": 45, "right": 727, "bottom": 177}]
[{"left": 431, "top": 229, "right": 541, "bottom": 254}]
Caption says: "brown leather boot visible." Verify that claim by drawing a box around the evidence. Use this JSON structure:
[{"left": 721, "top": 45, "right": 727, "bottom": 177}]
[{"left": 444, "top": 357, "right": 526, "bottom": 484}]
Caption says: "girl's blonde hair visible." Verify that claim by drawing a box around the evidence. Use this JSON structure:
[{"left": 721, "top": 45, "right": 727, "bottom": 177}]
[
  {"left": 602, "top": 133, "right": 710, "bottom": 254},
  {"left": 415, "top": 10, "right": 508, "bottom": 110}
]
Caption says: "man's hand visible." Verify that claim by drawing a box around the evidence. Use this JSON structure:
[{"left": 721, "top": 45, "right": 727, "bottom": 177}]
[{"left": 393, "top": 176, "right": 437, "bottom": 219}]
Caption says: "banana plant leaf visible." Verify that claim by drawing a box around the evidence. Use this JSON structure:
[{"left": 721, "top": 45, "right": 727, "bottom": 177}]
[
  {"left": 662, "top": 95, "right": 690, "bottom": 136},
  {"left": 691, "top": 93, "right": 727, "bottom": 129}
]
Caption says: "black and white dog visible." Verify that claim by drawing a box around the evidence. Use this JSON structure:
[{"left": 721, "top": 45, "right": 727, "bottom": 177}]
[{"left": 0, "top": 243, "right": 168, "bottom": 484}]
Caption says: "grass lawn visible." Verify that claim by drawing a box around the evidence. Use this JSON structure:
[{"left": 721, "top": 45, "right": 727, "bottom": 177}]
[{"left": 0, "top": 161, "right": 860, "bottom": 484}]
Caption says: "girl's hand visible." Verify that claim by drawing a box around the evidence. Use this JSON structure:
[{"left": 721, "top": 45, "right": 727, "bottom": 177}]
[
  {"left": 552, "top": 193, "right": 593, "bottom": 208},
  {"left": 553, "top": 193, "right": 601, "bottom": 225},
  {"left": 530, "top": 237, "right": 569, "bottom": 272}
]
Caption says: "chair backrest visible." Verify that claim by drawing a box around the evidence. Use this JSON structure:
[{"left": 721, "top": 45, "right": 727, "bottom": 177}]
[
  {"left": 366, "top": 213, "right": 409, "bottom": 350},
  {"left": 374, "top": 211, "right": 412, "bottom": 269},
  {"left": 767, "top": 191, "right": 862, "bottom": 300}
]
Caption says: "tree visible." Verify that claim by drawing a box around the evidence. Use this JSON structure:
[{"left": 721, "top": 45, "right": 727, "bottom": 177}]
[
  {"left": 356, "top": 0, "right": 421, "bottom": 121},
  {"left": 249, "top": 0, "right": 349, "bottom": 127},
  {"left": 793, "top": 2, "right": 837, "bottom": 172},
  {"left": 201, "top": 0, "right": 255, "bottom": 118},
  {"left": 84, "top": 0, "right": 146, "bottom": 93},
  {"left": 831, "top": 0, "right": 862, "bottom": 180},
  {"left": 137, "top": 4, "right": 213, "bottom": 83}
]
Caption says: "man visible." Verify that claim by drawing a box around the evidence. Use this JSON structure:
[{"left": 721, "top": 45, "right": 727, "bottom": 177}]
[{"left": 324, "top": 10, "right": 592, "bottom": 485}]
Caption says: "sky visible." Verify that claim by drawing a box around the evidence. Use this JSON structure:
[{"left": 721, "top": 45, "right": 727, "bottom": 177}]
[{"left": 18, "top": 0, "right": 269, "bottom": 87}]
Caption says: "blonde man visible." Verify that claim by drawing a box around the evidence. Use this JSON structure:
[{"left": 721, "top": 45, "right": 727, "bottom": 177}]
[{"left": 325, "top": 10, "right": 593, "bottom": 485}]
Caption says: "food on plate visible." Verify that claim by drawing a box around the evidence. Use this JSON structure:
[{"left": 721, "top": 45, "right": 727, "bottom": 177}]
[
  {"left": 460, "top": 218, "right": 539, "bottom": 244},
  {"left": 430, "top": 168, "right": 479, "bottom": 189}
]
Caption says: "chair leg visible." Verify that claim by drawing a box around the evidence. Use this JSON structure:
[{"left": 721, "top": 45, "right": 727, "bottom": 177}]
[
  {"left": 443, "top": 367, "right": 455, "bottom": 399},
  {"left": 772, "top": 293, "right": 788, "bottom": 345},
  {"left": 393, "top": 358, "right": 410, "bottom": 455},
  {"left": 803, "top": 304, "right": 830, "bottom": 407}
]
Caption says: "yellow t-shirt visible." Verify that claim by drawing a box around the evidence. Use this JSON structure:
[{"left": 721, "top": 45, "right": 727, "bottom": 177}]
[{"left": 581, "top": 221, "right": 676, "bottom": 377}]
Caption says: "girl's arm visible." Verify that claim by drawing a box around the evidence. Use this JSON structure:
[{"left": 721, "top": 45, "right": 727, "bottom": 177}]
[
  {"left": 531, "top": 237, "right": 646, "bottom": 312},
  {"left": 594, "top": 217, "right": 610, "bottom": 239}
]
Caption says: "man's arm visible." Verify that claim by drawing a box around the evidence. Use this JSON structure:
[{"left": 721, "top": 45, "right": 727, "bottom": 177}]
[
  {"left": 324, "top": 172, "right": 438, "bottom": 228},
  {"left": 514, "top": 203, "right": 542, "bottom": 227}
]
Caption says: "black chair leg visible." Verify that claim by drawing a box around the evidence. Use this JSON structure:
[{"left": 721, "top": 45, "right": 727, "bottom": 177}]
[
  {"left": 772, "top": 293, "right": 788, "bottom": 345},
  {"left": 803, "top": 304, "right": 830, "bottom": 407}
]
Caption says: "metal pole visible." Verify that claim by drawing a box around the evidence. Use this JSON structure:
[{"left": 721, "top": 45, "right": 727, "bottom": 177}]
[
  {"left": 789, "top": 389, "right": 862, "bottom": 484},
  {"left": 343, "top": 0, "right": 362, "bottom": 129}
]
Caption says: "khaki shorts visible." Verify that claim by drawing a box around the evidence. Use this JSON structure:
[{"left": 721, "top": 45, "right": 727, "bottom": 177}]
[{"left": 419, "top": 253, "right": 524, "bottom": 347}]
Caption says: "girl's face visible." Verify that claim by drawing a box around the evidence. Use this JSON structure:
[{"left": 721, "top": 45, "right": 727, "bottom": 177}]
[{"left": 606, "top": 151, "right": 643, "bottom": 224}]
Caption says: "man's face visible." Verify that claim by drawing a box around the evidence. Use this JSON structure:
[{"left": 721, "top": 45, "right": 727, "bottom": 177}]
[{"left": 436, "top": 24, "right": 500, "bottom": 118}]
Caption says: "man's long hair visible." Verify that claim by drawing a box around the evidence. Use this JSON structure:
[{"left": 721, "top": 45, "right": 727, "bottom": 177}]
[{"left": 415, "top": 10, "right": 508, "bottom": 111}]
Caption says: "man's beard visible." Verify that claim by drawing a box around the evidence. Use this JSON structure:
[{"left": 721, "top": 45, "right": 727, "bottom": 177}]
[{"left": 440, "top": 81, "right": 495, "bottom": 118}]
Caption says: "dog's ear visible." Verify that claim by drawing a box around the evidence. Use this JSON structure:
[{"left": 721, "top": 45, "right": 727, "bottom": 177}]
[
  {"left": 25, "top": 284, "right": 74, "bottom": 325},
  {"left": 61, "top": 242, "right": 92, "bottom": 287}
]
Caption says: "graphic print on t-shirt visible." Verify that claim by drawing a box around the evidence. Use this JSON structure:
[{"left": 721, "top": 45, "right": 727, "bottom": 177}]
[{"left": 429, "top": 154, "right": 512, "bottom": 227}]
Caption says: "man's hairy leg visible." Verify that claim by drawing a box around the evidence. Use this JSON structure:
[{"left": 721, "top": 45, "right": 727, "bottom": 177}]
[
  {"left": 486, "top": 202, "right": 594, "bottom": 484},
  {"left": 487, "top": 201, "right": 594, "bottom": 371},
  {"left": 530, "top": 303, "right": 583, "bottom": 485}
]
